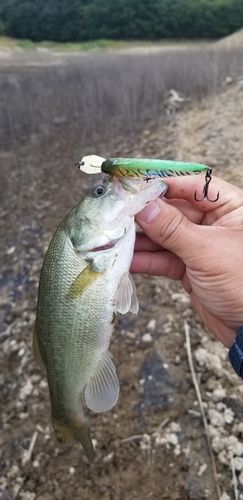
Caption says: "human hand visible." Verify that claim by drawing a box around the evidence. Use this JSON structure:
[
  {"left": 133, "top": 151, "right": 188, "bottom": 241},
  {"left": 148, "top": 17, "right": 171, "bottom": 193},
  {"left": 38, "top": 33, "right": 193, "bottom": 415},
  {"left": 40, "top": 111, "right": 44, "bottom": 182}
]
[{"left": 131, "top": 175, "right": 243, "bottom": 348}]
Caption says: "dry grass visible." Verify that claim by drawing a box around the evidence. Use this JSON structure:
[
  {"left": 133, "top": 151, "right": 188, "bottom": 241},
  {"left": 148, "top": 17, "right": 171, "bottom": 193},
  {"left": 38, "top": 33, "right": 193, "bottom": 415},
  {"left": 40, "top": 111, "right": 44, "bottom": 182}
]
[
  {"left": 216, "top": 29, "right": 243, "bottom": 48},
  {"left": 0, "top": 46, "right": 243, "bottom": 150}
]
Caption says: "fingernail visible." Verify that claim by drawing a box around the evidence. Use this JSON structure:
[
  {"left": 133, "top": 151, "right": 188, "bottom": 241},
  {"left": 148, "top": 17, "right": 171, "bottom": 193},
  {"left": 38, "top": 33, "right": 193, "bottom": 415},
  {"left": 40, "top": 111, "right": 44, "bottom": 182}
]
[{"left": 136, "top": 201, "right": 161, "bottom": 223}]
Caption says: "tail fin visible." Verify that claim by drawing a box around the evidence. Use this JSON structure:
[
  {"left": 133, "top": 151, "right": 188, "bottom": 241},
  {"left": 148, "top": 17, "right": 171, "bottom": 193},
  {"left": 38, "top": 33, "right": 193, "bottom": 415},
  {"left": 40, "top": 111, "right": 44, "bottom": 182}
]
[{"left": 52, "top": 416, "right": 94, "bottom": 463}]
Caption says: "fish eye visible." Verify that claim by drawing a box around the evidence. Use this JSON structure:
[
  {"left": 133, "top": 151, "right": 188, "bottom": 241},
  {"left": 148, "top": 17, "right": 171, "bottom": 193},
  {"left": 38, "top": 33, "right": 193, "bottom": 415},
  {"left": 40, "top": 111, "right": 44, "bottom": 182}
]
[{"left": 91, "top": 184, "right": 106, "bottom": 198}]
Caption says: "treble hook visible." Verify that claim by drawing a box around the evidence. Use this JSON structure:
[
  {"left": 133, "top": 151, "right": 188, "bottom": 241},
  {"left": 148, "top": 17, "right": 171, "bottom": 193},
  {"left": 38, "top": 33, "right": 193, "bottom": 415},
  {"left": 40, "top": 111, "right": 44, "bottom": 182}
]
[{"left": 194, "top": 168, "right": 219, "bottom": 202}]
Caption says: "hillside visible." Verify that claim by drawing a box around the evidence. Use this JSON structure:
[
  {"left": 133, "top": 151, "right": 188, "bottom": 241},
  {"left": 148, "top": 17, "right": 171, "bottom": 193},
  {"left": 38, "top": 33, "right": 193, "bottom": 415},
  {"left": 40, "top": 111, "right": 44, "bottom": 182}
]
[{"left": 217, "top": 29, "right": 243, "bottom": 47}]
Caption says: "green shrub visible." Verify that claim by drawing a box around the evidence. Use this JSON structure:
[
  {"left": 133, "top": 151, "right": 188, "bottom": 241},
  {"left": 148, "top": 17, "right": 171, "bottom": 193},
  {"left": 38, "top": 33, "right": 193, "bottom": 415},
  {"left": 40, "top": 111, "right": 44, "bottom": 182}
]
[{"left": 0, "top": 0, "right": 243, "bottom": 42}]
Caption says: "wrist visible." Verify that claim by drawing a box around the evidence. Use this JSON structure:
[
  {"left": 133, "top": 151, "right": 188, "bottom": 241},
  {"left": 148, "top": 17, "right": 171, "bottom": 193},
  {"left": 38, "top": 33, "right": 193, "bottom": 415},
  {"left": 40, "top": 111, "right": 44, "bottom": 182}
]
[{"left": 228, "top": 326, "right": 243, "bottom": 378}]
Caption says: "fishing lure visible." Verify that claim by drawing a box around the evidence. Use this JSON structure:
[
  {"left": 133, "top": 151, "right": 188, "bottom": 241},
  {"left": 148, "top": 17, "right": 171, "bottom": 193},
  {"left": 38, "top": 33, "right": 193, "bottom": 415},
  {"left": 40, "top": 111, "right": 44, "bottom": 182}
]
[
  {"left": 101, "top": 157, "right": 208, "bottom": 179},
  {"left": 76, "top": 155, "right": 219, "bottom": 202}
]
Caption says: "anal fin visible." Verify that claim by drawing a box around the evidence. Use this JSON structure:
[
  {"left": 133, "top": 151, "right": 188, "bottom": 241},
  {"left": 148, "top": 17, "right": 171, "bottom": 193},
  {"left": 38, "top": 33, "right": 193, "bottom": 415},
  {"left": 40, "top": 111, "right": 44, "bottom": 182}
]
[
  {"left": 32, "top": 325, "right": 46, "bottom": 371},
  {"left": 85, "top": 352, "right": 119, "bottom": 413}
]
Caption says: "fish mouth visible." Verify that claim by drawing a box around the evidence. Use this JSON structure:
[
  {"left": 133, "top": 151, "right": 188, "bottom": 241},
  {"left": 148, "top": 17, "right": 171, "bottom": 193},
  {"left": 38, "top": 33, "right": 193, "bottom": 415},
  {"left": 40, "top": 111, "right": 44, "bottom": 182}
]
[{"left": 88, "top": 239, "right": 119, "bottom": 253}]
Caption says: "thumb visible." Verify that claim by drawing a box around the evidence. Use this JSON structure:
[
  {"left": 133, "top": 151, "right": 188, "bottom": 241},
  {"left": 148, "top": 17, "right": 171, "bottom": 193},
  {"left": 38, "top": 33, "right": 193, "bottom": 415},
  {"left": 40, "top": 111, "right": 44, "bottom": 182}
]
[{"left": 136, "top": 198, "right": 204, "bottom": 263}]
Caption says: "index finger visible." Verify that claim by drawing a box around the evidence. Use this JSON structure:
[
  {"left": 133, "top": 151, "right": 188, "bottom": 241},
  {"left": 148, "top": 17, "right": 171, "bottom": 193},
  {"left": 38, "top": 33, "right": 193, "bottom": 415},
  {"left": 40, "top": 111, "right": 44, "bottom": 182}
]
[{"left": 164, "top": 174, "right": 243, "bottom": 223}]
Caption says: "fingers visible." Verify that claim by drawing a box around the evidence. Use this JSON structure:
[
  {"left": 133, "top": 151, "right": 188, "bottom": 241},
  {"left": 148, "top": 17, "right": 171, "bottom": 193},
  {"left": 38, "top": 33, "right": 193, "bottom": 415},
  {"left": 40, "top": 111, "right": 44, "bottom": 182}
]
[
  {"left": 164, "top": 175, "right": 243, "bottom": 222},
  {"left": 131, "top": 250, "right": 185, "bottom": 280},
  {"left": 213, "top": 205, "right": 243, "bottom": 227},
  {"left": 135, "top": 173, "right": 243, "bottom": 265},
  {"left": 134, "top": 232, "right": 164, "bottom": 252},
  {"left": 164, "top": 198, "right": 204, "bottom": 224},
  {"left": 135, "top": 198, "right": 206, "bottom": 263}
]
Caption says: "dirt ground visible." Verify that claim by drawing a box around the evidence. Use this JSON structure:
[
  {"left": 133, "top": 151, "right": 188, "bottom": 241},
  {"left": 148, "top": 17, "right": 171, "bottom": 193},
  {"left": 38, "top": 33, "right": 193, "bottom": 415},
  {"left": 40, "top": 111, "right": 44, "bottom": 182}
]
[{"left": 1, "top": 52, "right": 243, "bottom": 500}]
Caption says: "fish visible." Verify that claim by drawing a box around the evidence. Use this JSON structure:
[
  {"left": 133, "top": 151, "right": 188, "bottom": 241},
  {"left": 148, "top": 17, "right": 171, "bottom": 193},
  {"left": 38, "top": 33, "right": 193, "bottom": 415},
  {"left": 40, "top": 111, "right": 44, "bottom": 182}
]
[{"left": 33, "top": 174, "right": 167, "bottom": 462}]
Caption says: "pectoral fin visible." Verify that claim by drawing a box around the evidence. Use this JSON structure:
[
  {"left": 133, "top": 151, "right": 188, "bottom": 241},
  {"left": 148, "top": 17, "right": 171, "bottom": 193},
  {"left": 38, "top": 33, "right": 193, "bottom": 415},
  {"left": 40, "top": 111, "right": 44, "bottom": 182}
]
[
  {"left": 115, "top": 272, "right": 139, "bottom": 314},
  {"left": 84, "top": 352, "right": 119, "bottom": 413},
  {"left": 68, "top": 265, "right": 102, "bottom": 299},
  {"left": 32, "top": 325, "right": 46, "bottom": 371}
]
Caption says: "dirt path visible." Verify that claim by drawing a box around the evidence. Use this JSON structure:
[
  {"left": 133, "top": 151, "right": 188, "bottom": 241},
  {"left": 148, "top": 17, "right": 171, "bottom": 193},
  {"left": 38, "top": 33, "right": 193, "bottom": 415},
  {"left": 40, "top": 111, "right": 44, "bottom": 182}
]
[{"left": 0, "top": 41, "right": 208, "bottom": 69}]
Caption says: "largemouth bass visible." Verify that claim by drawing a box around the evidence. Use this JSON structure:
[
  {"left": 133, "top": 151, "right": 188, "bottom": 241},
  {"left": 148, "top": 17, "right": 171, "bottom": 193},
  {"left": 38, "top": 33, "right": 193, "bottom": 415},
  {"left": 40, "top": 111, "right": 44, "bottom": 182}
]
[{"left": 33, "top": 174, "right": 167, "bottom": 461}]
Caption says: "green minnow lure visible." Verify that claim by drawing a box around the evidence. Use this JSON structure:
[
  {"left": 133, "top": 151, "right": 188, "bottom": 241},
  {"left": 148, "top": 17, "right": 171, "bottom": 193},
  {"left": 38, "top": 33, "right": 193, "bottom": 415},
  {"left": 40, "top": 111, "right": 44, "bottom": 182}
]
[
  {"left": 101, "top": 157, "right": 209, "bottom": 179},
  {"left": 76, "top": 155, "right": 219, "bottom": 202},
  {"left": 76, "top": 155, "right": 208, "bottom": 178}
]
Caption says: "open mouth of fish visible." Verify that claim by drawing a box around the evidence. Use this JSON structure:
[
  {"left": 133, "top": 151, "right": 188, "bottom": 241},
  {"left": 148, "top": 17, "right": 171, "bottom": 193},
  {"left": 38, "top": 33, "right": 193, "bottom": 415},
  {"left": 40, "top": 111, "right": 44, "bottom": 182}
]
[{"left": 89, "top": 239, "right": 119, "bottom": 252}]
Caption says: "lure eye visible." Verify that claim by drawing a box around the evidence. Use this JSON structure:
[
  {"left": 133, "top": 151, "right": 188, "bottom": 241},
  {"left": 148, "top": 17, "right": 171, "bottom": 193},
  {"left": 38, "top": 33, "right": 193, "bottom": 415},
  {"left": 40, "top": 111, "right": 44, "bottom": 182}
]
[{"left": 91, "top": 184, "right": 106, "bottom": 198}]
